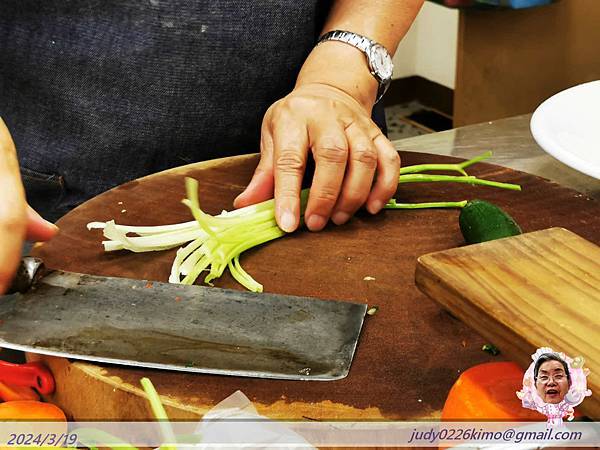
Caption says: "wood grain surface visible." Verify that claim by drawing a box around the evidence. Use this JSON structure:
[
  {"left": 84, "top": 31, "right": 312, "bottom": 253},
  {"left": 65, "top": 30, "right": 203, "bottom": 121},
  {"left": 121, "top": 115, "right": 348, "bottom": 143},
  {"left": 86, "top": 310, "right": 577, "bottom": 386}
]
[
  {"left": 416, "top": 228, "right": 600, "bottom": 418},
  {"left": 30, "top": 152, "right": 600, "bottom": 421}
]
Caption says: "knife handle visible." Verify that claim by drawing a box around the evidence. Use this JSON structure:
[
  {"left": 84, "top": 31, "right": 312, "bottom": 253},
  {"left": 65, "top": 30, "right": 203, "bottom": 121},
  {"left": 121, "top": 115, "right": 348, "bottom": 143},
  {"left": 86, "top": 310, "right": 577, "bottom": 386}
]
[
  {"left": 0, "top": 361, "right": 55, "bottom": 395},
  {"left": 6, "top": 257, "right": 46, "bottom": 295}
]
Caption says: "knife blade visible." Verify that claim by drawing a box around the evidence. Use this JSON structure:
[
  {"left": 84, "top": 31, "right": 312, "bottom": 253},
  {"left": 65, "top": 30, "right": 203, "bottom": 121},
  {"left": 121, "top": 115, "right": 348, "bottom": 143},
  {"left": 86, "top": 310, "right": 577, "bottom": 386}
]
[{"left": 0, "top": 258, "right": 367, "bottom": 381}]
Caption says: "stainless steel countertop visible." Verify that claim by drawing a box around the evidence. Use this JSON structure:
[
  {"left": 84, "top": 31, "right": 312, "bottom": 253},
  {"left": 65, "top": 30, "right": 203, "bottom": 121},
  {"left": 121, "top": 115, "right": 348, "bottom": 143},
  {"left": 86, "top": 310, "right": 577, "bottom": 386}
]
[{"left": 392, "top": 114, "right": 600, "bottom": 200}]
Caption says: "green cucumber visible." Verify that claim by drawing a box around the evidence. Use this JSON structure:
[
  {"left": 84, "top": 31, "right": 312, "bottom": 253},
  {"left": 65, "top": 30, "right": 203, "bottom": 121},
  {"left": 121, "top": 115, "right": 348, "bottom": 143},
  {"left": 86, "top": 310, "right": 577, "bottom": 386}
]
[{"left": 459, "top": 199, "right": 522, "bottom": 244}]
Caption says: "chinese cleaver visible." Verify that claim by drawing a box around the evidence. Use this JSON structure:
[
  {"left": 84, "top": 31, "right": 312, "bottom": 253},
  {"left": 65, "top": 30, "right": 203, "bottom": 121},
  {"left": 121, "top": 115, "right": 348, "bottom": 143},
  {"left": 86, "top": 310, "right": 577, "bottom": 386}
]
[{"left": 0, "top": 257, "right": 367, "bottom": 381}]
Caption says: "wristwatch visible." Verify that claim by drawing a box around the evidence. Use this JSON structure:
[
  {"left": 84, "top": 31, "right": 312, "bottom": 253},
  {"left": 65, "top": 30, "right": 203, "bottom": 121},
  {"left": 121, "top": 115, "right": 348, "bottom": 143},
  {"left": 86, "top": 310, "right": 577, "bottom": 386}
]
[{"left": 317, "top": 30, "right": 394, "bottom": 104}]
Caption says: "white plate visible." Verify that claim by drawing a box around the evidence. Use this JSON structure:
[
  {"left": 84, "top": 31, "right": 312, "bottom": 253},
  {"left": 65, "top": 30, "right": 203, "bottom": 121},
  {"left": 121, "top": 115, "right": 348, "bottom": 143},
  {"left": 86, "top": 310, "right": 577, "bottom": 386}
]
[{"left": 530, "top": 80, "right": 600, "bottom": 179}]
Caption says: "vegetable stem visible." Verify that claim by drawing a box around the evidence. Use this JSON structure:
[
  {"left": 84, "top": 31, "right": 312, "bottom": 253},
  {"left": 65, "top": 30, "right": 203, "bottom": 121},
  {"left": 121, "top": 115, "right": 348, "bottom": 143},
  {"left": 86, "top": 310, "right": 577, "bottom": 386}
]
[
  {"left": 140, "top": 377, "right": 177, "bottom": 450},
  {"left": 459, "top": 150, "right": 493, "bottom": 169},
  {"left": 398, "top": 174, "right": 521, "bottom": 191},
  {"left": 398, "top": 151, "right": 493, "bottom": 176},
  {"left": 400, "top": 163, "right": 469, "bottom": 176},
  {"left": 384, "top": 200, "right": 468, "bottom": 209}
]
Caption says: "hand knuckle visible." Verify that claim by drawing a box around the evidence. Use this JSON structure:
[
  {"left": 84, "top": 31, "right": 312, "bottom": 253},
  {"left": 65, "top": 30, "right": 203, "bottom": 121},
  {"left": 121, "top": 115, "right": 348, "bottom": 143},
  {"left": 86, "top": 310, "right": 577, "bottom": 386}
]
[
  {"left": 285, "top": 95, "right": 312, "bottom": 111},
  {"left": 315, "top": 141, "right": 348, "bottom": 164},
  {"left": 388, "top": 150, "right": 401, "bottom": 165},
  {"left": 277, "top": 187, "right": 300, "bottom": 200},
  {"left": 269, "top": 106, "right": 285, "bottom": 123},
  {"left": 362, "top": 117, "right": 377, "bottom": 128},
  {"left": 342, "top": 190, "right": 366, "bottom": 207},
  {"left": 352, "top": 145, "right": 378, "bottom": 168},
  {"left": 313, "top": 186, "right": 339, "bottom": 203},
  {"left": 264, "top": 102, "right": 277, "bottom": 117},
  {"left": 327, "top": 98, "right": 343, "bottom": 111},
  {"left": 275, "top": 149, "right": 305, "bottom": 173}
]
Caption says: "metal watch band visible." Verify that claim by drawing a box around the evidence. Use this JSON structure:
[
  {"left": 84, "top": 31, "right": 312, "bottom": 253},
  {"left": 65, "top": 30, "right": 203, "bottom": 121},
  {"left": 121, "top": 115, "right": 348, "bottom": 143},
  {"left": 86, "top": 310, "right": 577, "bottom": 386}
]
[
  {"left": 318, "top": 30, "right": 374, "bottom": 54},
  {"left": 317, "top": 30, "right": 393, "bottom": 103}
]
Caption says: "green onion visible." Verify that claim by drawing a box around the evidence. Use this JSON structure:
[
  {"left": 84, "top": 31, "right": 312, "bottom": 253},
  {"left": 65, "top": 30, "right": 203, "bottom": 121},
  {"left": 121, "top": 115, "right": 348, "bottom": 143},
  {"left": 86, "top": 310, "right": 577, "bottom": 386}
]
[
  {"left": 398, "top": 151, "right": 492, "bottom": 176},
  {"left": 140, "top": 377, "right": 177, "bottom": 450},
  {"left": 384, "top": 199, "right": 468, "bottom": 209},
  {"left": 398, "top": 174, "right": 521, "bottom": 191},
  {"left": 89, "top": 152, "right": 520, "bottom": 291}
]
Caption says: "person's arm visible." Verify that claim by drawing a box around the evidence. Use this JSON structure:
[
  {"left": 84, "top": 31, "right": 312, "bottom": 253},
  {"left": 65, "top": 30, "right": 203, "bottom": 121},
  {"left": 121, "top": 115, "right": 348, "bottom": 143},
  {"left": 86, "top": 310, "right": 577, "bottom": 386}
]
[
  {"left": 0, "top": 118, "right": 58, "bottom": 294},
  {"left": 234, "top": 0, "right": 424, "bottom": 232}
]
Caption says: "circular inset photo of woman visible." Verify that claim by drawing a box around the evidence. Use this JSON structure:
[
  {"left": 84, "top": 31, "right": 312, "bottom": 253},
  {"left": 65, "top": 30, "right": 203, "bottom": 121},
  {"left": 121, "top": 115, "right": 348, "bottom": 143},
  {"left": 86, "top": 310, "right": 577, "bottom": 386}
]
[{"left": 517, "top": 347, "right": 592, "bottom": 427}]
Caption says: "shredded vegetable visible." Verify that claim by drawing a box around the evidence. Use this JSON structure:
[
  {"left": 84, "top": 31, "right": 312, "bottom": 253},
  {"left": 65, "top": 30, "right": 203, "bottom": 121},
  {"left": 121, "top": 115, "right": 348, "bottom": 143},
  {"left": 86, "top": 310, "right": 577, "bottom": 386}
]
[
  {"left": 140, "top": 377, "right": 177, "bottom": 450},
  {"left": 89, "top": 152, "right": 520, "bottom": 291}
]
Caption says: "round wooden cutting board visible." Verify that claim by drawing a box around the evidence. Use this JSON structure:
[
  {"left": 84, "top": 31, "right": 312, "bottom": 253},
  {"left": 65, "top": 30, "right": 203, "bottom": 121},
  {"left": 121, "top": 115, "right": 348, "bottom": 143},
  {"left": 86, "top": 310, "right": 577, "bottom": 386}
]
[{"left": 30, "top": 152, "right": 600, "bottom": 421}]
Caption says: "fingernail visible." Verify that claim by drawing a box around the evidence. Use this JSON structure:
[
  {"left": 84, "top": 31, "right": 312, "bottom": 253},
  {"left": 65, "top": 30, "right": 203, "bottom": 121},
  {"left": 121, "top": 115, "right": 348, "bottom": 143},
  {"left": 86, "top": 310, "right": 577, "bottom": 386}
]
[
  {"left": 42, "top": 219, "right": 59, "bottom": 232},
  {"left": 279, "top": 210, "right": 297, "bottom": 232},
  {"left": 332, "top": 211, "right": 350, "bottom": 225},
  {"left": 306, "top": 214, "right": 327, "bottom": 231},
  {"left": 233, "top": 193, "right": 243, "bottom": 207},
  {"left": 27, "top": 207, "right": 58, "bottom": 230},
  {"left": 368, "top": 200, "right": 384, "bottom": 215}
]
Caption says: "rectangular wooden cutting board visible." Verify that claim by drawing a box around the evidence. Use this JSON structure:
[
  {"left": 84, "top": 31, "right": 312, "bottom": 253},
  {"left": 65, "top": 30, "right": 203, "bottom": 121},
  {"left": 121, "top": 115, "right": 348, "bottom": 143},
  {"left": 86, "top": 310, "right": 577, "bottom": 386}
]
[{"left": 415, "top": 227, "right": 600, "bottom": 418}]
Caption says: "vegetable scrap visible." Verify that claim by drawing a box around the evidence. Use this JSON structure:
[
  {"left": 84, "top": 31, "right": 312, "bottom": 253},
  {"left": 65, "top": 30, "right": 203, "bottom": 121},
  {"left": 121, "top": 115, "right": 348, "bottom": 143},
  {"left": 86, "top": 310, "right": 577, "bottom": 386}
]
[
  {"left": 88, "top": 152, "right": 521, "bottom": 292},
  {"left": 482, "top": 343, "right": 501, "bottom": 356},
  {"left": 366, "top": 306, "right": 379, "bottom": 316},
  {"left": 76, "top": 377, "right": 199, "bottom": 450},
  {"left": 140, "top": 377, "right": 177, "bottom": 450},
  {"left": 385, "top": 199, "right": 467, "bottom": 209},
  {"left": 385, "top": 151, "right": 520, "bottom": 210}
]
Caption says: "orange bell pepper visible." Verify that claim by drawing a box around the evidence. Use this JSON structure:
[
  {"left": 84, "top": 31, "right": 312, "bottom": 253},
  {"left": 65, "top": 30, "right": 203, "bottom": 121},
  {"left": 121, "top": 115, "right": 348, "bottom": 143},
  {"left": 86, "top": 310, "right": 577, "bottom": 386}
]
[
  {"left": 442, "top": 361, "right": 545, "bottom": 420},
  {"left": 0, "top": 401, "right": 66, "bottom": 450},
  {"left": 0, "top": 381, "right": 40, "bottom": 402},
  {"left": 0, "top": 400, "right": 66, "bottom": 421}
]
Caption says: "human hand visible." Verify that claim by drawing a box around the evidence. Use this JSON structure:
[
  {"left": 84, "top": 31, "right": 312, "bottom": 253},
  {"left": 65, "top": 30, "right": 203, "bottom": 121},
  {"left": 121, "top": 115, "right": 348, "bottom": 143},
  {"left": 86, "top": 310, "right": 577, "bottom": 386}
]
[
  {"left": 0, "top": 118, "right": 58, "bottom": 294},
  {"left": 233, "top": 82, "right": 400, "bottom": 232}
]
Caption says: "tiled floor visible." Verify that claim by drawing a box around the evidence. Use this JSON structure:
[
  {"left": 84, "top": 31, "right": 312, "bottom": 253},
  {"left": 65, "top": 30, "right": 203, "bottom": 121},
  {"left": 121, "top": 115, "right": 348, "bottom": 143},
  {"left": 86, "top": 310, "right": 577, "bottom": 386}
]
[
  {"left": 385, "top": 100, "right": 455, "bottom": 141},
  {"left": 385, "top": 101, "right": 432, "bottom": 141}
]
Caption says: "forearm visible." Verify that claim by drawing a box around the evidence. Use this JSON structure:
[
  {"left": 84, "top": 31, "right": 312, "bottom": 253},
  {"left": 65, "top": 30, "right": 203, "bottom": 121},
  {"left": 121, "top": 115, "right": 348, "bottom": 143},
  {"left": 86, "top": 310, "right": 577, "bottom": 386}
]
[{"left": 296, "top": 0, "right": 424, "bottom": 110}]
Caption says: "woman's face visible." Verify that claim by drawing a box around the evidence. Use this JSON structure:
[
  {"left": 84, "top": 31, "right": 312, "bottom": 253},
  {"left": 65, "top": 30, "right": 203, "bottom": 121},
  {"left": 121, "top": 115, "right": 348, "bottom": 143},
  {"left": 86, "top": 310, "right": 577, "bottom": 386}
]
[{"left": 535, "top": 360, "right": 569, "bottom": 404}]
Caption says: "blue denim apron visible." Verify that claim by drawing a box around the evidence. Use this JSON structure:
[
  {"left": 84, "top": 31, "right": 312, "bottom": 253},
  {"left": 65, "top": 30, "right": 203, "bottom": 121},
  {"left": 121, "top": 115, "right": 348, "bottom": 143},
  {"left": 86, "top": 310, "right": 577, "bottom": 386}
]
[{"left": 1, "top": 1, "right": 386, "bottom": 221}]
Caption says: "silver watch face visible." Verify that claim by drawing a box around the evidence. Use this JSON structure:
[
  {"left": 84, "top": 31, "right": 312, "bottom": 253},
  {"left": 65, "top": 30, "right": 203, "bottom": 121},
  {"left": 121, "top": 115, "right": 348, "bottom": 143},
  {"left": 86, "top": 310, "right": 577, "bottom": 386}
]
[{"left": 369, "top": 44, "right": 393, "bottom": 81}]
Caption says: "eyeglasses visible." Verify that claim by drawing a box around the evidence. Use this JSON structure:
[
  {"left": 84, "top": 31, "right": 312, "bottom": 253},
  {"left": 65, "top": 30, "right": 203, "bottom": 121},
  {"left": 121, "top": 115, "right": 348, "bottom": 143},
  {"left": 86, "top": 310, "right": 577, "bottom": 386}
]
[{"left": 537, "top": 373, "right": 567, "bottom": 384}]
